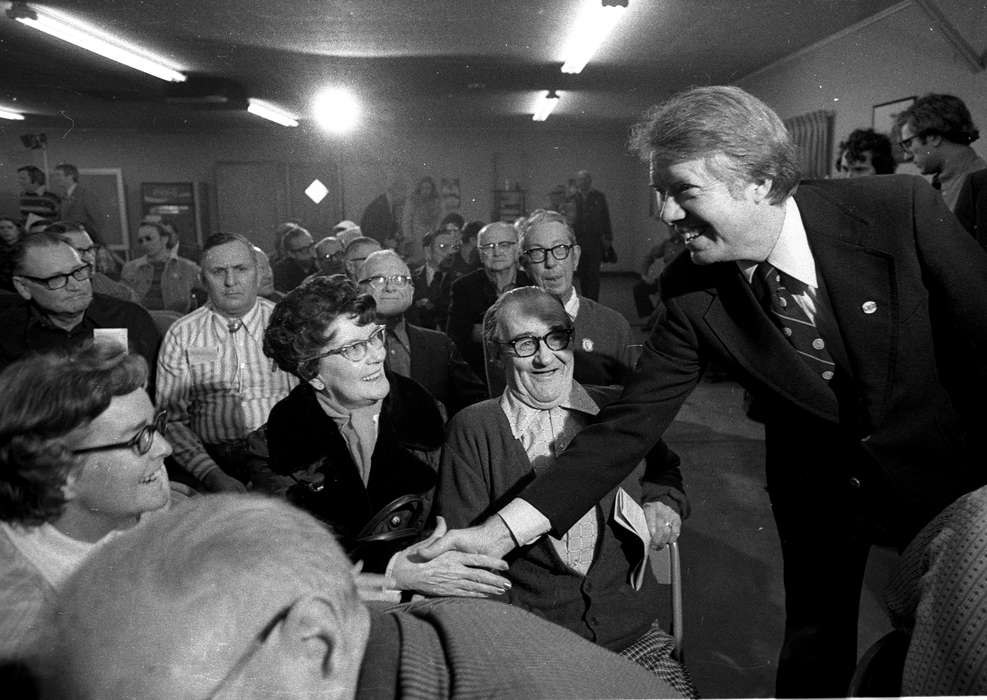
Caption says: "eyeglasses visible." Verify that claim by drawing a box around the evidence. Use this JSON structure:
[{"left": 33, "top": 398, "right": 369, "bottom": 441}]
[
  {"left": 478, "top": 241, "right": 517, "bottom": 254},
  {"left": 497, "top": 328, "right": 573, "bottom": 357},
  {"left": 319, "top": 250, "right": 343, "bottom": 261},
  {"left": 435, "top": 241, "right": 461, "bottom": 251},
  {"left": 310, "top": 325, "right": 386, "bottom": 363},
  {"left": 203, "top": 603, "right": 293, "bottom": 699},
  {"left": 72, "top": 410, "right": 168, "bottom": 456},
  {"left": 897, "top": 135, "right": 918, "bottom": 152},
  {"left": 522, "top": 243, "right": 575, "bottom": 264},
  {"left": 16, "top": 263, "right": 93, "bottom": 291},
  {"left": 288, "top": 244, "right": 313, "bottom": 255},
  {"left": 73, "top": 245, "right": 95, "bottom": 257},
  {"left": 359, "top": 274, "right": 412, "bottom": 289}
]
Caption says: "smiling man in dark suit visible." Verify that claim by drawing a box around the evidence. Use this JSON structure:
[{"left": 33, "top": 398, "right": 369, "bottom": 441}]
[
  {"left": 423, "top": 85, "right": 987, "bottom": 697},
  {"left": 359, "top": 249, "right": 486, "bottom": 419}
]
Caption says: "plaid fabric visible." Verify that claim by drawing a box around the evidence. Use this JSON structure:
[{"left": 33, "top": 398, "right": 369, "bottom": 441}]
[{"left": 620, "top": 619, "right": 698, "bottom": 698}]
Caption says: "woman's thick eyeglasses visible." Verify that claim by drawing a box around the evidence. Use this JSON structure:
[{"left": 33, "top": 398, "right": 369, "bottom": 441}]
[
  {"left": 522, "top": 243, "right": 575, "bottom": 263},
  {"left": 72, "top": 410, "right": 168, "bottom": 456},
  {"left": 360, "top": 274, "right": 413, "bottom": 289},
  {"left": 17, "top": 263, "right": 93, "bottom": 291},
  {"left": 497, "top": 328, "right": 573, "bottom": 357},
  {"left": 311, "top": 325, "right": 386, "bottom": 363},
  {"left": 478, "top": 241, "right": 517, "bottom": 254}
]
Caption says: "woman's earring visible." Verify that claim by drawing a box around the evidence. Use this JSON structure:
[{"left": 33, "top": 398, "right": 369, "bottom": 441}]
[{"left": 309, "top": 377, "right": 326, "bottom": 392}]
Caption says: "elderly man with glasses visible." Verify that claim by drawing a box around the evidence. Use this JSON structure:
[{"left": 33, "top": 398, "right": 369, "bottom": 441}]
[
  {"left": 272, "top": 225, "right": 317, "bottom": 293},
  {"left": 44, "top": 221, "right": 138, "bottom": 303},
  {"left": 446, "top": 221, "right": 530, "bottom": 376},
  {"left": 409, "top": 225, "right": 459, "bottom": 330},
  {"left": 358, "top": 249, "right": 485, "bottom": 420},
  {"left": 0, "top": 232, "right": 161, "bottom": 385}
]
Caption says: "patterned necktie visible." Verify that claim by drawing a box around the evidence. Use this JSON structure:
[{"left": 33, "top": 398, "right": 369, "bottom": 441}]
[{"left": 752, "top": 262, "right": 836, "bottom": 382}]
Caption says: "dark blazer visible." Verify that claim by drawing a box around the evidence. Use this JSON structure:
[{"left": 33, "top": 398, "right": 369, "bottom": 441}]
[
  {"left": 445, "top": 268, "right": 530, "bottom": 376},
  {"left": 405, "top": 322, "right": 487, "bottom": 418},
  {"left": 956, "top": 167, "right": 987, "bottom": 250},
  {"left": 266, "top": 372, "right": 443, "bottom": 571},
  {"left": 408, "top": 263, "right": 449, "bottom": 330},
  {"left": 360, "top": 193, "right": 400, "bottom": 246},
  {"left": 521, "top": 175, "right": 987, "bottom": 546},
  {"left": 60, "top": 185, "right": 104, "bottom": 244},
  {"left": 573, "top": 188, "right": 613, "bottom": 249},
  {"left": 271, "top": 257, "right": 315, "bottom": 293}
]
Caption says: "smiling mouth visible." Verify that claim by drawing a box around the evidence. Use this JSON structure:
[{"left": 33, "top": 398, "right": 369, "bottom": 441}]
[
  {"left": 140, "top": 467, "right": 163, "bottom": 485},
  {"left": 362, "top": 369, "right": 383, "bottom": 382}
]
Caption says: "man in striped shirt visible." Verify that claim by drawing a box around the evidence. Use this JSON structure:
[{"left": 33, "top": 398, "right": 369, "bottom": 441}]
[{"left": 156, "top": 233, "right": 295, "bottom": 492}]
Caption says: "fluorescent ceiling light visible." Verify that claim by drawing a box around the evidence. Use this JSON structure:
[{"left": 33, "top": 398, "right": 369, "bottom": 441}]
[
  {"left": 0, "top": 106, "right": 25, "bottom": 120},
  {"left": 312, "top": 88, "right": 361, "bottom": 135},
  {"left": 247, "top": 98, "right": 299, "bottom": 127},
  {"left": 560, "top": 0, "right": 627, "bottom": 74},
  {"left": 532, "top": 90, "right": 561, "bottom": 122},
  {"left": 7, "top": 2, "right": 186, "bottom": 82}
]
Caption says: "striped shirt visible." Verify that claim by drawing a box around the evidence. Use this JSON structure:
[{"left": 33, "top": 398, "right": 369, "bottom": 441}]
[{"left": 156, "top": 298, "right": 296, "bottom": 480}]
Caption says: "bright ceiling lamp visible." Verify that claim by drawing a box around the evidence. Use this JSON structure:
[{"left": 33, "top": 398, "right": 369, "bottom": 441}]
[
  {"left": 0, "top": 106, "right": 25, "bottom": 120},
  {"left": 532, "top": 90, "right": 561, "bottom": 122},
  {"left": 6, "top": 2, "right": 186, "bottom": 82},
  {"left": 560, "top": 0, "right": 628, "bottom": 74},
  {"left": 247, "top": 98, "right": 299, "bottom": 127},
  {"left": 312, "top": 88, "right": 360, "bottom": 135}
]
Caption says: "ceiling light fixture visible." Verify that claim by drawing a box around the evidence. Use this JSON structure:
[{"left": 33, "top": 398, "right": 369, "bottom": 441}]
[
  {"left": 247, "top": 98, "right": 299, "bottom": 127},
  {"left": 312, "top": 88, "right": 361, "bottom": 135},
  {"left": 0, "top": 106, "right": 25, "bottom": 120},
  {"left": 560, "top": 0, "right": 628, "bottom": 74},
  {"left": 6, "top": 2, "right": 186, "bottom": 83},
  {"left": 532, "top": 90, "right": 561, "bottom": 122}
]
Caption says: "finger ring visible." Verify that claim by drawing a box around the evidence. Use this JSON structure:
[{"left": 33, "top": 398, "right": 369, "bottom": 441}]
[{"left": 663, "top": 521, "right": 672, "bottom": 528}]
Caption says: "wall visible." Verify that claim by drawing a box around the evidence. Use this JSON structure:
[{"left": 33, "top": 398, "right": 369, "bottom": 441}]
[
  {"left": 0, "top": 121, "right": 659, "bottom": 267},
  {"left": 740, "top": 0, "right": 987, "bottom": 171}
]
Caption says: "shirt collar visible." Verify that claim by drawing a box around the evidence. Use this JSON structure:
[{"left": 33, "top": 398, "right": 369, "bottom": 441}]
[
  {"left": 561, "top": 287, "right": 580, "bottom": 319},
  {"left": 738, "top": 197, "right": 817, "bottom": 288},
  {"left": 500, "top": 380, "right": 599, "bottom": 441},
  {"left": 208, "top": 299, "right": 263, "bottom": 338}
]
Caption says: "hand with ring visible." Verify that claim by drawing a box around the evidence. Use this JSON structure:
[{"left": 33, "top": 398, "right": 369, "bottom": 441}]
[{"left": 643, "top": 500, "right": 682, "bottom": 548}]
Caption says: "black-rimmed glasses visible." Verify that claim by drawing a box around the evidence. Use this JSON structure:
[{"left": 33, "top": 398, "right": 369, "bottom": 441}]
[
  {"left": 360, "top": 274, "right": 412, "bottom": 289},
  {"left": 310, "top": 325, "right": 386, "bottom": 363},
  {"left": 72, "top": 410, "right": 168, "bottom": 456},
  {"left": 497, "top": 328, "right": 573, "bottom": 357},
  {"left": 522, "top": 243, "right": 575, "bottom": 264},
  {"left": 16, "top": 263, "right": 93, "bottom": 291},
  {"left": 203, "top": 604, "right": 293, "bottom": 699},
  {"left": 897, "top": 135, "right": 918, "bottom": 152}
]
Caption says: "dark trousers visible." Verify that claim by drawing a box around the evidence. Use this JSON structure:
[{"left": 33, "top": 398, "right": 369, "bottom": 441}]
[{"left": 576, "top": 237, "right": 602, "bottom": 301}]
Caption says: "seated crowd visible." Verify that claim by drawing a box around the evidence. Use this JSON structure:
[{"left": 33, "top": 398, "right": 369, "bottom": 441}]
[{"left": 0, "top": 209, "right": 694, "bottom": 698}]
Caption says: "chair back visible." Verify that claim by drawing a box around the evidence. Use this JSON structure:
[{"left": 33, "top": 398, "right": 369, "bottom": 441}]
[
  {"left": 148, "top": 309, "right": 183, "bottom": 334},
  {"left": 650, "top": 540, "right": 684, "bottom": 661}
]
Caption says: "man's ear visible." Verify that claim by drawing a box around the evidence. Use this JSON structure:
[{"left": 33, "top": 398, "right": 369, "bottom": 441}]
[
  {"left": 750, "top": 178, "right": 774, "bottom": 205},
  {"left": 274, "top": 595, "right": 366, "bottom": 694},
  {"left": 12, "top": 276, "right": 32, "bottom": 301},
  {"left": 926, "top": 134, "right": 943, "bottom": 148},
  {"left": 571, "top": 244, "right": 582, "bottom": 271}
]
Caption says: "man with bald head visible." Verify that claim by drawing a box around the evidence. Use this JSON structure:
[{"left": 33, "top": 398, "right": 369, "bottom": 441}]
[
  {"left": 315, "top": 236, "right": 345, "bottom": 276},
  {"left": 47, "top": 495, "right": 680, "bottom": 699},
  {"left": 571, "top": 169, "right": 614, "bottom": 301},
  {"left": 358, "top": 249, "right": 485, "bottom": 418},
  {"left": 342, "top": 236, "right": 382, "bottom": 282},
  {"left": 0, "top": 232, "right": 160, "bottom": 380},
  {"left": 446, "top": 221, "right": 530, "bottom": 376}
]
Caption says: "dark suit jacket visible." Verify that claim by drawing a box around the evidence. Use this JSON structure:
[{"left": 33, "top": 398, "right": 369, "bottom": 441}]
[
  {"left": 521, "top": 176, "right": 987, "bottom": 545},
  {"left": 266, "top": 372, "right": 443, "bottom": 571},
  {"left": 408, "top": 263, "right": 449, "bottom": 330},
  {"left": 356, "top": 598, "right": 680, "bottom": 699},
  {"left": 360, "top": 193, "right": 400, "bottom": 246},
  {"left": 405, "top": 322, "right": 487, "bottom": 418},
  {"left": 574, "top": 188, "right": 613, "bottom": 250},
  {"left": 445, "top": 268, "right": 530, "bottom": 376},
  {"left": 956, "top": 167, "right": 987, "bottom": 250},
  {"left": 60, "top": 185, "right": 104, "bottom": 244}
]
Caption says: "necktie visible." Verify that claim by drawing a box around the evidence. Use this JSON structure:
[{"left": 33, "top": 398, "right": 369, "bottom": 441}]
[{"left": 752, "top": 262, "right": 836, "bottom": 382}]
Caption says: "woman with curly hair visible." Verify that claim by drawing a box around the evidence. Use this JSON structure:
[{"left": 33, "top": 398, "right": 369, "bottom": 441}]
[
  {"left": 0, "top": 344, "right": 174, "bottom": 661},
  {"left": 263, "top": 275, "right": 508, "bottom": 596}
]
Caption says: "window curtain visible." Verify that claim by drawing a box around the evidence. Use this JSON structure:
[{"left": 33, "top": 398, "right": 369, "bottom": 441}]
[{"left": 783, "top": 110, "right": 835, "bottom": 179}]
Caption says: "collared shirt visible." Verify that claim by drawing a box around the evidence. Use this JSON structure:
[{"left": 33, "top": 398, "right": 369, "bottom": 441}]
[
  {"left": 561, "top": 287, "right": 581, "bottom": 320},
  {"left": 315, "top": 392, "right": 382, "bottom": 486},
  {"left": 384, "top": 317, "right": 412, "bottom": 378},
  {"left": 500, "top": 382, "right": 600, "bottom": 572},
  {"left": 939, "top": 149, "right": 987, "bottom": 212},
  {"left": 155, "top": 298, "right": 296, "bottom": 480}
]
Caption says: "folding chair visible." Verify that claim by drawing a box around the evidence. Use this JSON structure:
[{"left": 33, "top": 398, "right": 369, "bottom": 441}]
[{"left": 650, "top": 540, "right": 684, "bottom": 661}]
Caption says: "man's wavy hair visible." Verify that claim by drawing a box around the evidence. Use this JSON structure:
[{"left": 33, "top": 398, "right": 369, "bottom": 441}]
[
  {"left": 628, "top": 85, "right": 801, "bottom": 204},
  {"left": 0, "top": 344, "right": 147, "bottom": 526},
  {"left": 263, "top": 275, "right": 376, "bottom": 381},
  {"left": 516, "top": 209, "right": 576, "bottom": 252},
  {"left": 837, "top": 128, "right": 896, "bottom": 175},
  {"left": 895, "top": 93, "right": 979, "bottom": 146}
]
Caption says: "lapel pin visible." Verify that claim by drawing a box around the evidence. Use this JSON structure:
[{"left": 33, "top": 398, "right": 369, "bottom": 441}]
[
  {"left": 861, "top": 301, "right": 878, "bottom": 314},
  {"left": 582, "top": 338, "right": 594, "bottom": 352}
]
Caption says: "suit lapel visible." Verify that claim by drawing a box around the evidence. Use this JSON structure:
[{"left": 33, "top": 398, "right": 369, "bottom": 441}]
[{"left": 705, "top": 267, "right": 840, "bottom": 421}]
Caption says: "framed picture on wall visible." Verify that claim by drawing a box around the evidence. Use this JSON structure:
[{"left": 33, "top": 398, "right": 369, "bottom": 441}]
[
  {"left": 79, "top": 168, "right": 128, "bottom": 251},
  {"left": 872, "top": 97, "right": 915, "bottom": 135}
]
